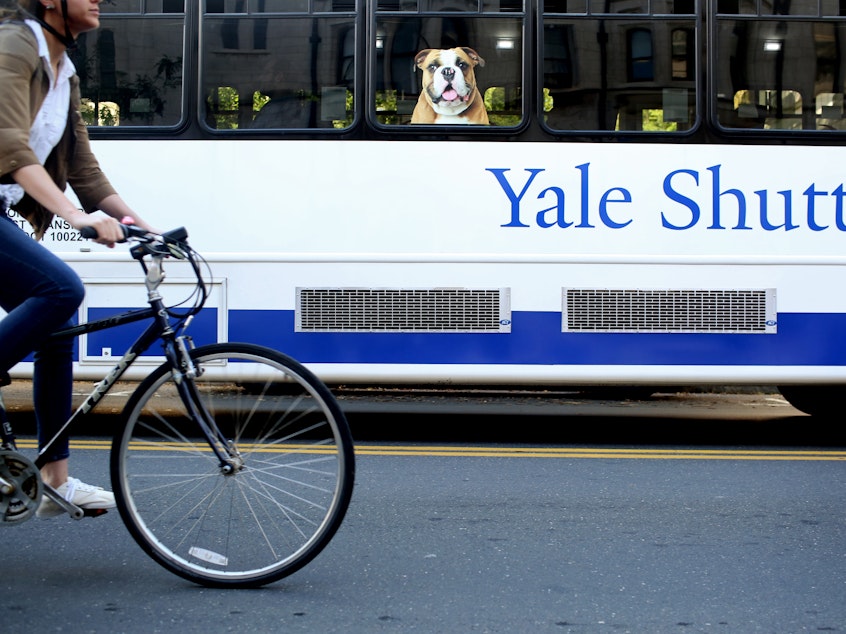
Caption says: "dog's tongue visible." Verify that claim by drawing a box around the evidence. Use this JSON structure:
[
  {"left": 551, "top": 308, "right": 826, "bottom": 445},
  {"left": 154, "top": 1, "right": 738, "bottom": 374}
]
[{"left": 442, "top": 89, "right": 459, "bottom": 102}]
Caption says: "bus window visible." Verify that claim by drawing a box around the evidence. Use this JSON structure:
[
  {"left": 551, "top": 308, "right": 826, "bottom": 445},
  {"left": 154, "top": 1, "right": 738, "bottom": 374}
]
[
  {"left": 373, "top": 6, "right": 524, "bottom": 127},
  {"left": 714, "top": 18, "right": 846, "bottom": 132},
  {"left": 541, "top": 13, "right": 697, "bottom": 133},
  {"left": 71, "top": 11, "right": 184, "bottom": 128},
  {"left": 201, "top": 5, "right": 356, "bottom": 131}
]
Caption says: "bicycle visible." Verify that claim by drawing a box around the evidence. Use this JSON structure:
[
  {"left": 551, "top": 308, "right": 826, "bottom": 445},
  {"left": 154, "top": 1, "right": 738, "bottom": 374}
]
[{"left": 0, "top": 225, "right": 355, "bottom": 588}]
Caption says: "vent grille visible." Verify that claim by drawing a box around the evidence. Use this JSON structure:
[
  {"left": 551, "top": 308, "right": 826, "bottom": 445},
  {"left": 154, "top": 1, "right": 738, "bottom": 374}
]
[
  {"left": 563, "top": 289, "right": 776, "bottom": 333},
  {"left": 297, "top": 288, "right": 510, "bottom": 333}
]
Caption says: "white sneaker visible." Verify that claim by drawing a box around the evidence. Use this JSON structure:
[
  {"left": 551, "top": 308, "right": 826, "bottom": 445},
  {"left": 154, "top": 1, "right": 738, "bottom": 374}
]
[{"left": 36, "top": 477, "right": 116, "bottom": 519}]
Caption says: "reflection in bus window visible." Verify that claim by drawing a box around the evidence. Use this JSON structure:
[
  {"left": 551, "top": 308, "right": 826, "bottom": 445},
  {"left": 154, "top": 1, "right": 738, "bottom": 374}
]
[
  {"left": 81, "top": 99, "right": 119, "bottom": 126},
  {"left": 671, "top": 28, "right": 694, "bottom": 80},
  {"left": 760, "top": 0, "right": 824, "bottom": 15},
  {"left": 542, "top": 17, "right": 697, "bottom": 132},
  {"left": 821, "top": 0, "right": 846, "bottom": 14},
  {"left": 201, "top": 14, "right": 356, "bottom": 130},
  {"left": 71, "top": 18, "right": 184, "bottom": 127},
  {"left": 714, "top": 20, "right": 846, "bottom": 131},
  {"left": 719, "top": 0, "right": 831, "bottom": 13},
  {"left": 374, "top": 16, "right": 523, "bottom": 126},
  {"left": 100, "top": 0, "right": 184, "bottom": 13},
  {"left": 716, "top": 0, "right": 757, "bottom": 14},
  {"left": 817, "top": 93, "right": 846, "bottom": 130},
  {"left": 245, "top": 0, "right": 310, "bottom": 11},
  {"left": 590, "top": 0, "right": 650, "bottom": 13},
  {"left": 376, "top": 1, "right": 515, "bottom": 9},
  {"left": 733, "top": 90, "right": 803, "bottom": 130},
  {"left": 99, "top": 0, "right": 142, "bottom": 12},
  {"left": 628, "top": 28, "right": 654, "bottom": 82},
  {"left": 205, "top": 0, "right": 347, "bottom": 13}
]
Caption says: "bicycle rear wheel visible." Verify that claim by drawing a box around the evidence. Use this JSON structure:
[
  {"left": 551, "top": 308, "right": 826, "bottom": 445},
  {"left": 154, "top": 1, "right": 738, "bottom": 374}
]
[{"left": 111, "top": 342, "right": 354, "bottom": 588}]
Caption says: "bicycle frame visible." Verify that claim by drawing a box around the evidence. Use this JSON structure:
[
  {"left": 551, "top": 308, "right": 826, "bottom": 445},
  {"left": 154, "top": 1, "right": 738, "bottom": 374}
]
[
  {"left": 1, "top": 228, "right": 239, "bottom": 489},
  {"left": 0, "top": 227, "right": 354, "bottom": 585}
]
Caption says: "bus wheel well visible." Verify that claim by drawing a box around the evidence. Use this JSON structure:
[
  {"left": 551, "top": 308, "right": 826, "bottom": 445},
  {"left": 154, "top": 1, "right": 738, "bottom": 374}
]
[{"left": 777, "top": 385, "right": 842, "bottom": 418}]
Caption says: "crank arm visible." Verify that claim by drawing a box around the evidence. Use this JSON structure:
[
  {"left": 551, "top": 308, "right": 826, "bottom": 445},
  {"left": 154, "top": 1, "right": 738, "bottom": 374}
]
[{"left": 41, "top": 484, "right": 84, "bottom": 520}]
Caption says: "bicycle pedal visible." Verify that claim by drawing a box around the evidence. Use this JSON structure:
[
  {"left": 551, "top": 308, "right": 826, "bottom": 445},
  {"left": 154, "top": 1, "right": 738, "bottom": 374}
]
[{"left": 83, "top": 508, "right": 109, "bottom": 518}]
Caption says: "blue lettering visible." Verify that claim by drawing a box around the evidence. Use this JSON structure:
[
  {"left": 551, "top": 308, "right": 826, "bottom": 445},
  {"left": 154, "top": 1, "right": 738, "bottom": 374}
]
[
  {"left": 536, "top": 187, "right": 572, "bottom": 228},
  {"left": 486, "top": 168, "right": 543, "bottom": 228},
  {"left": 490, "top": 164, "right": 846, "bottom": 235},
  {"left": 835, "top": 185, "right": 846, "bottom": 231},
  {"left": 804, "top": 184, "right": 829, "bottom": 231},
  {"left": 489, "top": 165, "right": 631, "bottom": 230},
  {"left": 598, "top": 188, "right": 632, "bottom": 229},
  {"left": 757, "top": 190, "right": 799, "bottom": 231},
  {"left": 575, "top": 163, "right": 594, "bottom": 228},
  {"left": 661, "top": 169, "right": 700, "bottom": 230},
  {"left": 708, "top": 165, "right": 751, "bottom": 230}
]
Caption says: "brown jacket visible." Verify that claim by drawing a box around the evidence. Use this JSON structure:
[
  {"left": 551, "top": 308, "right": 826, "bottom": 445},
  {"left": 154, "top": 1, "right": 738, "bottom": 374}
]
[{"left": 0, "top": 20, "right": 115, "bottom": 238}]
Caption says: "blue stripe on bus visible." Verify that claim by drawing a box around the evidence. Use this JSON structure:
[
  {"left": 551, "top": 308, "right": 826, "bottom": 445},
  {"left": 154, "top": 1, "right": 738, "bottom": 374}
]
[
  {"left": 57, "top": 308, "right": 840, "bottom": 366},
  {"left": 225, "top": 310, "right": 846, "bottom": 366}
]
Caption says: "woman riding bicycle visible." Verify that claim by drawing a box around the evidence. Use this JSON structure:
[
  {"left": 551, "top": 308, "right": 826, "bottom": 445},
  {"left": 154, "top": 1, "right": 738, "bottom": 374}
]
[{"left": 0, "top": 0, "right": 156, "bottom": 518}]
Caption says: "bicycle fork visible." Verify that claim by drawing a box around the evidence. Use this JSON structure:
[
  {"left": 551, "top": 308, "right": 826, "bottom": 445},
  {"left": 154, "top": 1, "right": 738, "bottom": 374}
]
[
  {"left": 166, "top": 334, "right": 244, "bottom": 475},
  {"left": 144, "top": 254, "right": 242, "bottom": 475}
]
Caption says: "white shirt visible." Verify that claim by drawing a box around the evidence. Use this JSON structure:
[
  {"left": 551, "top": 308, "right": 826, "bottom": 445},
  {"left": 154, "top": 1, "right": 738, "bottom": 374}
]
[{"left": 0, "top": 20, "right": 76, "bottom": 207}]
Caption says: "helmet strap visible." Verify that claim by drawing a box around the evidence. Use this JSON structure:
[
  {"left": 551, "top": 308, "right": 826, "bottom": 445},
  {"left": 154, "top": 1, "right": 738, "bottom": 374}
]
[
  {"left": 26, "top": 1, "right": 76, "bottom": 50},
  {"left": 59, "top": 0, "right": 76, "bottom": 50}
]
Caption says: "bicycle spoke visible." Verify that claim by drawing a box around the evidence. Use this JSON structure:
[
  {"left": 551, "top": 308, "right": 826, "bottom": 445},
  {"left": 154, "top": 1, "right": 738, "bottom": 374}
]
[{"left": 113, "top": 343, "right": 354, "bottom": 587}]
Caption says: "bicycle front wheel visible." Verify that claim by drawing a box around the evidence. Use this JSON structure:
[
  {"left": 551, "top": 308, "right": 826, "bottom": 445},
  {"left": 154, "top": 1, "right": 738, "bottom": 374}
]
[{"left": 111, "top": 342, "right": 354, "bottom": 588}]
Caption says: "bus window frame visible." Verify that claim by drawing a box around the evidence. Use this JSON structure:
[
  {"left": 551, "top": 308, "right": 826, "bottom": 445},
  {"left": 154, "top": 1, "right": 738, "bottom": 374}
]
[
  {"left": 367, "top": 3, "right": 531, "bottom": 134},
  {"left": 537, "top": 2, "right": 702, "bottom": 137},
  {"left": 197, "top": 3, "right": 362, "bottom": 135},
  {"left": 78, "top": 7, "right": 190, "bottom": 137},
  {"left": 709, "top": 6, "right": 846, "bottom": 137}
]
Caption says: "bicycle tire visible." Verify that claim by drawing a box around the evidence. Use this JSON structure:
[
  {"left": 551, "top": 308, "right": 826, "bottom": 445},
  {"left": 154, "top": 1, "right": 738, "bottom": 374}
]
[{"left": 111, "top": 342, "right": 354, "bottom": 588}]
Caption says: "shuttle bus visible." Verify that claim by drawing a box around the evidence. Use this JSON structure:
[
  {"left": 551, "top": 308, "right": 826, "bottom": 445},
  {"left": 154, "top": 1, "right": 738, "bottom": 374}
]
[{"left": 14, "top": 0, "right": 846, "bottom": 416}]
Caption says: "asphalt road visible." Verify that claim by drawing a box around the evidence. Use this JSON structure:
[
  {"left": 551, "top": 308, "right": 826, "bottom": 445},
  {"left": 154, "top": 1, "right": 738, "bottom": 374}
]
[{"left": 0, "top": 391, "right": 843, "bottom": 633}]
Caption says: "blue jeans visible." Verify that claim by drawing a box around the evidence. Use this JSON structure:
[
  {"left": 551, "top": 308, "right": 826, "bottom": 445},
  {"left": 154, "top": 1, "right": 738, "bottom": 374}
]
[{"left": 0, "top": 212, "right": 84, "bottom": 462}]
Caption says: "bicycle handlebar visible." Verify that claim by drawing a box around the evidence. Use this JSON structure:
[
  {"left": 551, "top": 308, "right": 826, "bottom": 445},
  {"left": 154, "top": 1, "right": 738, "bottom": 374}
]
[
  {"left": 79, "top": 224, "right": 189, "bottom": 247},
  {"left": 79, "top": 223, "right": 206, "bottom": 318},
  {"left": 78, "top": 224, "right": 115, "bottom": 240}
]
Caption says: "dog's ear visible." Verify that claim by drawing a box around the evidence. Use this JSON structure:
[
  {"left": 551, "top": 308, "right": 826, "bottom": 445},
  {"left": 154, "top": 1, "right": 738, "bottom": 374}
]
[
  {"left": 414, "top": 49, "right": 434, "bottom": 68},
  {"left": 461, "top": 47, "right": 485, "bottom": 68}
]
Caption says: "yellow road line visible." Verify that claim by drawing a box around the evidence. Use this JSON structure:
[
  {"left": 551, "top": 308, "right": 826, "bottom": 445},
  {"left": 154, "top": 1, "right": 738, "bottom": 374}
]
[
  {"left": 355, "top": 446, "right": 846, "bottom": 460},
  {"left": 10, "top": 439, "right": 846, "bottom": 461}
]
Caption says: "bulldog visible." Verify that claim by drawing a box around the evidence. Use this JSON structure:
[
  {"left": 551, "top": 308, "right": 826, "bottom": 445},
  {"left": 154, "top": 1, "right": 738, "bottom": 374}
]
[{"left": 411, "top": 47, "right": 489, "bottom": 125}]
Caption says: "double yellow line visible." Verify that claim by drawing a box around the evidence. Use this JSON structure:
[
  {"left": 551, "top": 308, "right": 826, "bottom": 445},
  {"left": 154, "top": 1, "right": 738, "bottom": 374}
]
[
  {"left": 12, "top": 439, "right": 846, "bottom": 461},
  {"left": 356, "top": 445, "right": 846, "bottom": 461}
]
